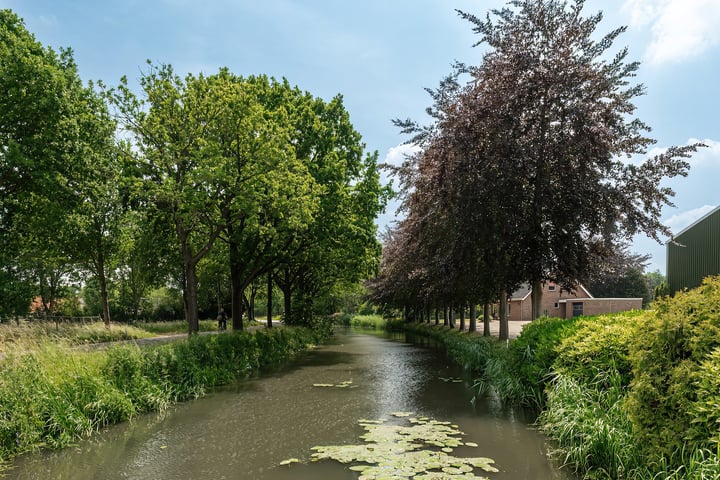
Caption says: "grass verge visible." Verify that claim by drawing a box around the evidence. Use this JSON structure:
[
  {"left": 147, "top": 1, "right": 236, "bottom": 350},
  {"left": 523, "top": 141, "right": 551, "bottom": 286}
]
[{"left": 0, "top": 323, "right": 331, "bottom": 469}]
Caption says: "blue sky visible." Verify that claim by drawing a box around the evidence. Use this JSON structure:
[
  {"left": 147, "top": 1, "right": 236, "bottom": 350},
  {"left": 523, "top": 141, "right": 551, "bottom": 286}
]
[{"left": 5, "top": 0, "right": 719, "bottom": 274}]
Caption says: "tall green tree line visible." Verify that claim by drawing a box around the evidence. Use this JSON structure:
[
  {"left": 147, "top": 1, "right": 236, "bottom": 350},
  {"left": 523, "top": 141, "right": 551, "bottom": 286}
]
[{"left": 0, "top": 9, "right": 387, "bottom": 331}]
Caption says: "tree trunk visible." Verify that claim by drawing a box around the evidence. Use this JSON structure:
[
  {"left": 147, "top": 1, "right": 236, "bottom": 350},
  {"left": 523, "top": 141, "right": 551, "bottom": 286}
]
[
  {"left": 459, "top": 305, "right": 465, "bottom": 331},
  {"left": 283, "top": 286, "right": 292, "bottom": 324},
  {"left": 469, "top": 303, "right": 477, "bottom": 332},
  {"left": 266, "top": 273, "right": 273, "bottom": 328},
  {"left": 96, "top": 250, "right": 111, "bottom": 328},
  {"left": 531, "top": 279, "right": 543, "bottom": 320},
  {"left": 449, "top": 306, "right": 455, "bottom": 328},
  {"left": 443, "top": 306, "right": 449, "bottom": 327},
  {"left": 182, "top": 249, "right": 200, "bottom": 335},
  {"left": 483, "top": 303, "right": 490, "bottom": 337},
  {"left": 230, "top": 258, "right": 245, "bottom": 331},
  {"left": 434, "top": 308, "right": 439, "bottom": 325},
  {"left": 499, "top": 292, "right": 509, "bottom": 340}
]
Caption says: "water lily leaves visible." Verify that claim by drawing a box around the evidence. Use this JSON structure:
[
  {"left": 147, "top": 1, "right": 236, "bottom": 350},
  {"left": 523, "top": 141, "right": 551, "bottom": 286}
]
[
  {"left": 439, "top": 377, "right": 465, "bottom": 383},
  {"left": 312, "top": 380, "right": 355, "bottom": 388},
  {"left": 279, "top": 458, "right": 299, "bottom": 466},
  {"left": 309, "top": 414, "right": 498, "bottom": 479}
]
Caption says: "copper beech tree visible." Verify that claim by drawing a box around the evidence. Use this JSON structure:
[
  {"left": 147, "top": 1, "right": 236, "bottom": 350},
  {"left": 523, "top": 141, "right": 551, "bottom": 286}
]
[{"left": 372, "top": 0, "right": 702, "bottom": 337}]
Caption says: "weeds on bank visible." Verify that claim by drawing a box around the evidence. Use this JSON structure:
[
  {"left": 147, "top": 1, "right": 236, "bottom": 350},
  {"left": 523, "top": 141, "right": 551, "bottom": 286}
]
[
  {"left": 349, "top": 314, "right": 386, "bottom": 330},
  {"left": 0, "top": 322, "right": 154, "bottom": 355},
  {"left": 0, "top": 324, "right": 330, "bottom": 468},
  {"left": 391, "top": 280, "right": 720, "bottom": 480}
]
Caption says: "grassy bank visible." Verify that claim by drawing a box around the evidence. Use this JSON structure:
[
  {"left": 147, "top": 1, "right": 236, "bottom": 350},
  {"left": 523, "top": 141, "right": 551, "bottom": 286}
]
[
  {"left": 0, "top": 321, "right": 155, "bottom": 355},
  {"left": 0, "top": 322, "right": 332, "bottom": 470},
  {"left": 391, "top": 277, "right": 720, "bottom": 479}
]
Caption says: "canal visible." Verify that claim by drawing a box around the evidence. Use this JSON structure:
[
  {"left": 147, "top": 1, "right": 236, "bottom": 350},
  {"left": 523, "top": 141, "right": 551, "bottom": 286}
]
[{"left": 6, "top": 329, "right": 569, "bottom": 479}]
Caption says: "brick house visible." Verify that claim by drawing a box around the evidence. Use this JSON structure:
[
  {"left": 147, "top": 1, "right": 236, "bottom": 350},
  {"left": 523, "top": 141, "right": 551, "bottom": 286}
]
[{"left": 503, "top": 282, "right": 642, "bottom": 321}]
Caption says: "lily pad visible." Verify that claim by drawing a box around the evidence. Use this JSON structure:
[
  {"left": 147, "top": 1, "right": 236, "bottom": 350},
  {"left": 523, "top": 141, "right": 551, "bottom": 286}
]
[
  {"left": 279, "top": 458, "right": 299, "bottom": 466},
  {"left": 307, "top": 414, "right": 498, "bottom": 479}
]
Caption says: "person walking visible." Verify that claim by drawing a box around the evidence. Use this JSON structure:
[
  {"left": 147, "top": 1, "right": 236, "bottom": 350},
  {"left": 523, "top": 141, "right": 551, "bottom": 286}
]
[{"left": 217, "top": 308, "right": 227, "bottom": 331}]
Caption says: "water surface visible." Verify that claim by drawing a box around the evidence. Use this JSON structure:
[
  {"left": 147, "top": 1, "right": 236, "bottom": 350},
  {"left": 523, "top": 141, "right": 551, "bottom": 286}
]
[{"left": 7, "top": 330, "right": 570, "bottom": 479}]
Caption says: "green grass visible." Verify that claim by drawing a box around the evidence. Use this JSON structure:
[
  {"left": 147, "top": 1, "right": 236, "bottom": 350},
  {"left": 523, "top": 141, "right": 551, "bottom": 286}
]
[
  {"left": 390, "top": 301, "right": 720, "bottom": 480},
  {"left": 133, "top": 319, "right": 218, "bottom": 334},
  {"left": 0, "top": 323, "right": 332, "bottom": 468},
  {"left": 0, "top": 321, "right": 154, "bottom": 355},
  {"left": 350, "top": 314, "right": 386, "bottom": 330}
]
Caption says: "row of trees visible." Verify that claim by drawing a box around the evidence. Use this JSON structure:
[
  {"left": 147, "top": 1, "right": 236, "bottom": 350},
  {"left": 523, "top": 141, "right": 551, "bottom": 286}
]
[
  {"left": 0, "top": 9, "right": 388, "bottom": 332},
  {"left": 369, "top": 0, "right": 700, "bottom": 338}
]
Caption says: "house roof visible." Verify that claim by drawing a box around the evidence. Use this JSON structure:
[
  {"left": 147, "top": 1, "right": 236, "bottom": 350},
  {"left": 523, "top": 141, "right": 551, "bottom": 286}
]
[
  {"left": 509, "top": 283, "right": 532, "bottom": 301},
  {"left": 558, "top": 297, "right": 642, "bottom": 303},
  {"left": 509, "top": 282, "right": 594, "bottom": 300}
]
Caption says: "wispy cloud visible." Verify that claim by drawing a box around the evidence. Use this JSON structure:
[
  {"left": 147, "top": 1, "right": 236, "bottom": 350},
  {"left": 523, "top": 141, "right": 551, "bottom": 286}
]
[
  {"left": 383, "top": 143, "right": 421, "bottom": 167},
  {"left": 622, "top": 0, "right": 720, "bottom": 65},
  {"left": 686, "top": 138, "right": 720, "bottom": 167},
  {"left": 664, "top": 204, "right": 718, "bottom": 233},
  {"left": 638, "top": 138, "right": 720, "bottom": 168}
]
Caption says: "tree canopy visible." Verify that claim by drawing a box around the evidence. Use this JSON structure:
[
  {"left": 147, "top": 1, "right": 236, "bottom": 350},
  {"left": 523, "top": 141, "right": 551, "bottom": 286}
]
[
  {"left": 370, "top": 0, "right": 702, "bottom": 336},
  {"left": 0, "top": 10, "right": 386, "bottom": 329}
]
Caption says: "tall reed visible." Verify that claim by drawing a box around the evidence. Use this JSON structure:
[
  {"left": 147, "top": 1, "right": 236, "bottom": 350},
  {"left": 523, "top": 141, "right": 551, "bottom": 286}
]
[{"left": 0, "top": 325, "right": 329, "bottom": 467}]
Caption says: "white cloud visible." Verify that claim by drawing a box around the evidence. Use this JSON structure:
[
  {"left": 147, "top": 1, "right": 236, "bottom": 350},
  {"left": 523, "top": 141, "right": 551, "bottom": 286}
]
[
  {"left": 383, "top": 143, "right": 421, "bottom": 168},
  {"left": 664, "top": 204, "right": 718, "bottom": 233},
  {"left": 637, "top": 138, "right": 720, "bottom": 167},
  {"left": 622, "top": 0, "right": 720, "bottom": 65},
  {"left": 686, "top": 138, "right": 720, "bottom": 167}
]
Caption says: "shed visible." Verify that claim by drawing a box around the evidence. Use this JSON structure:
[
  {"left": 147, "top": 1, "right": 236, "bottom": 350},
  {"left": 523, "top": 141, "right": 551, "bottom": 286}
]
[{"left": 667, "top": 205, "right": 720, "bottom": 294}]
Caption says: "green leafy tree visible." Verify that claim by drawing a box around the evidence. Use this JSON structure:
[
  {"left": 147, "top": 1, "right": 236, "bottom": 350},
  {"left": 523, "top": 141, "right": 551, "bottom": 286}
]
[
  {"left": 209, "top": 73, "right": 320, "bottom": 330},
  {"left": 0, "top": 10, "right": 105, "bottom": 316},
  {"left": 63, "top": 84, "right": 122, "bottom": 326},
  {"left": 110, "top": 64, "right": 230, "bottom": 333}
]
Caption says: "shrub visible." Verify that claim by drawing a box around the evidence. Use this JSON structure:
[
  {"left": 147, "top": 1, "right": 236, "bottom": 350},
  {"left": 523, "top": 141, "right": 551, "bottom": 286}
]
[
  {"left": 626, "top": 276, "right": 720, "bottom": 459},
  {"left": 553, "top": 312, "right": 642, "bottom": 389},
  {"left": 507, "top": 316, "right": 584, "bottom": 408},
  {"left": 350, "top": 314, "right": 386, "bottom": 330}
]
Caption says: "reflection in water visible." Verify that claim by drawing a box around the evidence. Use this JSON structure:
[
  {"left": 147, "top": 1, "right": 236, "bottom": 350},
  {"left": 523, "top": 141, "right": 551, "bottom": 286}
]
[{"left": 6, "top": 330, "right": 570, "bottom": 480}]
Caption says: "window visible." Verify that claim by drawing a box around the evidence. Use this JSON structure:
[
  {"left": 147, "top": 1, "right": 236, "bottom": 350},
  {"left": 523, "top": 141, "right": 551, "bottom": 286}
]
[
  {"left": 548, "top": 284, "right": 556, "bottom": 292},
  {"left": 554, "top": 302, "right": 559, "bottom": 308},
  {"left": 572, "top": 302, "right": 583, "bottom": 317}
]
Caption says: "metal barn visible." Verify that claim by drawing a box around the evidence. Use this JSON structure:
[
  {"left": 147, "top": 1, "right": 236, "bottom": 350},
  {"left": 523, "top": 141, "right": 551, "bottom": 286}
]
[{"left": 667, "top": 205, "right": 720, "bottom": 294}]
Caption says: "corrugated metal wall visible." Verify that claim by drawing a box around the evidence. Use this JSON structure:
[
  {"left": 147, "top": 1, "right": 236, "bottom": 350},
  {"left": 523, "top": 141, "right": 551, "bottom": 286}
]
[{"left": 667, "top": 207, "right": 720, "bottom": 294}]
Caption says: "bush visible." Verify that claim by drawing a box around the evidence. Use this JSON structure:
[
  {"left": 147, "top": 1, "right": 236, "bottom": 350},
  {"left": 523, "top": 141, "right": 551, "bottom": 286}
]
[
  {"left": 350, "top": 314, "right": 386, "bottom": 330},
  {"left": 626, "top": 276, "right": 720, "bottom": 459},
  {"left": 507, "top": 316, "right": 585, "bottom": 408},
  {"left": 553, "top": 312, "right": 642, "bottom": 389}
]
